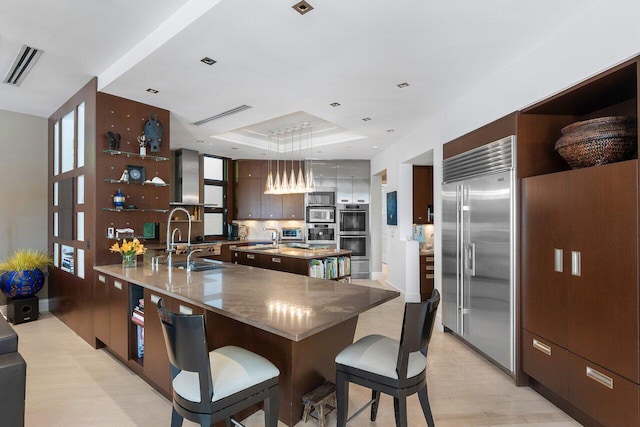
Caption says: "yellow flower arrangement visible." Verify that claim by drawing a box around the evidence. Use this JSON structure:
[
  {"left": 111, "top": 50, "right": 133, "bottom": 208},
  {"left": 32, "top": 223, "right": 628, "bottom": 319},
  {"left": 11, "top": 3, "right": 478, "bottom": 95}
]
[
  {"left": 110, "top": 238, "right": 147, "bottom": 268},
  {"left": 109, "top": 238, "right": 147, "bottom": 256}
]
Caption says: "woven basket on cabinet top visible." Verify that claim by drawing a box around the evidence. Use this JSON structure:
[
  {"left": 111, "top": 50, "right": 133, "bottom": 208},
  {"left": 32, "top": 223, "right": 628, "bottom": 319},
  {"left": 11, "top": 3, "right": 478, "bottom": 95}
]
[{"left": 555, "top": 116, "right": 637, "bottom": 169}]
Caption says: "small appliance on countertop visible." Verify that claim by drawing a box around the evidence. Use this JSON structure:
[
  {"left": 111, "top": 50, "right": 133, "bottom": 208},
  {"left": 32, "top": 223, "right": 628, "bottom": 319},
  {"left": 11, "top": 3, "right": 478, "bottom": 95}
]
[
  {"left": 281, "top": 227, "right": 303, "bottom": 241},
  {"left": 227, "top": 223, "right": 239, "bottom": 241}
]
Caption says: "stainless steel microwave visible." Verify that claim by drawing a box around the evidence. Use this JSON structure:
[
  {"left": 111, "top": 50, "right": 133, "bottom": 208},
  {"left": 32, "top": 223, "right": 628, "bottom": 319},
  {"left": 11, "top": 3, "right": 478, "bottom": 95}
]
[{"left": 306, "top": 206, "right": 335, "bottom": 223}]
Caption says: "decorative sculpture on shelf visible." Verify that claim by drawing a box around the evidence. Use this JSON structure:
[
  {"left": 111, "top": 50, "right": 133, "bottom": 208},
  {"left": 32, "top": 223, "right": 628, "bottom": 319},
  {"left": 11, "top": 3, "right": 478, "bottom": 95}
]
[
  {"left": 137, "top": 134, "right": 148, "bottom": 156},
  {"left": 107, "top": 131, "right": 121, "bottom": 150},
  {"left": 144, "top": 114, "right": 163, "bottom": 152}
]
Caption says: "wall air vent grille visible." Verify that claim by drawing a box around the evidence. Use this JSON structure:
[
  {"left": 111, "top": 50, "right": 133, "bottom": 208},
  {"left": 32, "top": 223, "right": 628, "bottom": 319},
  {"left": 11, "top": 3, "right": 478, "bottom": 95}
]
[
  {"left": 192, "top": 105, "right": 253, "bottom": 126},
  {"left": 3, "top": 45, "right": 43, "bottom": 86},
  {"left": 443, "top": 135, "right": 515, "bottom": 183}
]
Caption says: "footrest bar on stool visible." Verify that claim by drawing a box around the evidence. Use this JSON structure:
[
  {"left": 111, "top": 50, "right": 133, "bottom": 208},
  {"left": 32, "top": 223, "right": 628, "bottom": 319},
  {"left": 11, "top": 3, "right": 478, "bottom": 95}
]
[
  {"left": 230, "top": 416, "right": 244, "bottom": 427},
  {"left": 346, "top": 398, "right": 375, "bottom": 424}
]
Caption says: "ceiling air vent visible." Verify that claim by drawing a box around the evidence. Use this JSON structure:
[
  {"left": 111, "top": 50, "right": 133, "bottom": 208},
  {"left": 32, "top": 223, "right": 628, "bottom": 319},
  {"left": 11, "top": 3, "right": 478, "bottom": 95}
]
[
  {"left": 3, "top": 45, "right": 44, "bottom": 86},
  {"left": 192, "top": 105, "right": 253, "bottom": 126}
]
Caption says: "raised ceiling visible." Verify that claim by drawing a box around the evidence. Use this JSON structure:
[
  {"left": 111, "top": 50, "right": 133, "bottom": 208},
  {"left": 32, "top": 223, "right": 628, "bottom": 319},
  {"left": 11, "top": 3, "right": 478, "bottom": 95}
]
[{"left": 0, "top": 0, "right": 600, "bottom": 160}]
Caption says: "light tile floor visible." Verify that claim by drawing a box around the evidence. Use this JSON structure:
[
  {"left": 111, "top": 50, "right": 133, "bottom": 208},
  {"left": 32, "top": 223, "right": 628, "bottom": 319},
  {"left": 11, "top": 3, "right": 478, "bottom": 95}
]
[{"left": 13, "top": 279, "right": 580, "bottom": 426}]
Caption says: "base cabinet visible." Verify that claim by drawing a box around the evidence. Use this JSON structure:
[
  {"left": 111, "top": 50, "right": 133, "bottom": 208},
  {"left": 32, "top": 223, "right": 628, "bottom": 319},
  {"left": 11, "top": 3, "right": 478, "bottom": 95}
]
[
  {"left": 567, "top": 353, "right": 639, "bottom": 427},
  {"left": 522, "top": 160, "right": 639, "bottom": 425}
]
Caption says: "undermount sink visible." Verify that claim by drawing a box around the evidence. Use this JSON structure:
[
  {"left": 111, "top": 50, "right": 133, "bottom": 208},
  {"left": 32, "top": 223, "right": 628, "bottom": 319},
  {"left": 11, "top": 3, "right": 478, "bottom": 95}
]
[{"left": 172, "top": 260, "right": 225, "bottom": 272}]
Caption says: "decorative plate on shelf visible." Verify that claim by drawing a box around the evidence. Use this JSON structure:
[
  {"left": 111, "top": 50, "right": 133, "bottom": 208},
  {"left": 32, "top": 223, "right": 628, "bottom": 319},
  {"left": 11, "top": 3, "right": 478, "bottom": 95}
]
[{"left": 126, "top": 165, "right": 146, "bottom": 183}]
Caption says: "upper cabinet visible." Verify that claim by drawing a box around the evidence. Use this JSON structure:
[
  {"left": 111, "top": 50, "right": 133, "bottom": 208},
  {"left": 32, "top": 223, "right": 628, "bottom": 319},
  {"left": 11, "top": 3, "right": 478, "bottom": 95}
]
[
  {"left": 412, "top": 166, "right": 433, "bottom": 224},
  {"left": 336, "top": 160, "right": 370, "bottom": 204},
  {"left": 234, "top": 160, "right": 304, "bottom": 220}
]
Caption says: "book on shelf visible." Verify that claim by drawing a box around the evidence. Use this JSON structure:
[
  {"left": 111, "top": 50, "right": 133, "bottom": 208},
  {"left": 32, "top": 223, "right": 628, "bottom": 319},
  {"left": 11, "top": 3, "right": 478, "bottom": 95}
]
[
  {"left": 309, "top": 259, "right": 325, "bottom": 279},
  {"left": 136, "top": 325, "right": 144, "bottom": 358},
  {"left": 325, "top": 257, "right": 338, "bottom": 280}
]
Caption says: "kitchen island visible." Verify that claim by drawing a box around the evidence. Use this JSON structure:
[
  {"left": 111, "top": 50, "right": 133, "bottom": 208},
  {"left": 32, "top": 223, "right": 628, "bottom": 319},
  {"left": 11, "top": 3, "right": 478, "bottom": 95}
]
[
  {"left": 232, "top": 244, "right": 352, "bottom": 279},
  {"left": 93, "top": 261, "right": 398, "bottom": 426}
]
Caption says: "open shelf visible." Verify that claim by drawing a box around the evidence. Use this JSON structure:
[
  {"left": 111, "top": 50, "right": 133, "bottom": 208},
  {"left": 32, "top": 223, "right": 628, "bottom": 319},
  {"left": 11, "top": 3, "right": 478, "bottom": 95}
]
[
  {"left": 104, "top": 178, "right": 170, "bottom": 187},
  {"left": 103, "top": 208, "right": 169, "bottom": 213},
  {"left": 103, "top": 149, "right": 169, "bottom": 162}
]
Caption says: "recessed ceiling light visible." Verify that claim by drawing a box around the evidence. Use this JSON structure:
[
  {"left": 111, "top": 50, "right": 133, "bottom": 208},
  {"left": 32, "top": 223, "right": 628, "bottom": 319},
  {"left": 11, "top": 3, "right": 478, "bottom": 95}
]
[
  {"left": 201, "top": 57, "right": 216, "bottom": 65},
  {"left": 397, "top": 82, "right": 410, "bottom": 88},
  {"left": 330, "top": 102, "right": 341, "bottom": 107},
  {"left": 372, "top": 145, "right": 379, "bottom": 149},
  {"left": 146, "top": 88, "right": 158, "bottom": 94},
  {"left": 387, "top": 129, "right": 395, "bottom": 132},
  {"left": 362, "top": 117, "right": 371, "bottom": 122},
  {"left": 231, "top": 147, "right": 238, "bottom": 150},
  {"left": 292, "top": 0, "right": 314, "bottom": 15},
  {"left": 260, "top": 153, "right": 267, "bottom": 156},
  {"left": 197, "top": 140, "right": 204, "bottom": 144},
  {"left": 317, "top": 150, "right": 323, "bottom": 153}
]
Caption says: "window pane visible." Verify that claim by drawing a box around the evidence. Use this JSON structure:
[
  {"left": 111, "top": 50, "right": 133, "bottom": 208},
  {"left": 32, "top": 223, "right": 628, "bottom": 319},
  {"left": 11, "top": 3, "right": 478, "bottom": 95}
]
[
  {"left": 77, "top": 212, "right": 84, "bottom": 241},
  {"left": 203, "top": 156, "right": 223, "bottom": 181},
  {"left": 54, "top": 121, "right": 60, "bottom": 175},
  {"left": 77, "top": 248, "right": 85, "bottom": 279},
  {"left": 54, "top": 243, "right": 59, "bottom": 268},
  {"left": 204, "top": 185, "right": 224, "bottom": 207},
  {"left": 54, "top": 181, "right": 59, "bottom": 206},
  {"left": 77, "top": 175, "right": 84, "bottom": 204},
  {"left": 204, "top": 213, "right": 224, "bottom": 235},
  {"left": 61, "top": 110, "right": 75, "bottom": 173},
  {"left": 77, "top": 103, "right": 85, "bottom": 168},
  {"left": 54, "top": 212, "right": 59, "bottom": 237}
]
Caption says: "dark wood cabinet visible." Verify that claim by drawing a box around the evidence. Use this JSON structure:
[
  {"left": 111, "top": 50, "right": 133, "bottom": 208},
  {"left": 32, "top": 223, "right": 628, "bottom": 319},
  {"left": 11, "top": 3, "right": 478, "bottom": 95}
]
[
  {"left": 108, "top": 277, "right": 129, "bottom": 360},
  {"left": 522, "top": 172, "right": 568, "bottom": 347},
  {"left": 260, "top": 178, "right": 283, "bottom": 219},
  {"left": 236, "top": 177, "right": 262, "bottom": 219},
  {"left": 282, "top": 193, "right": 304, "bottom": 219},
  {"left": 234, "top": 160, "right": 304, "bottom": 220},
  {"left": 143, "top": 290, "right": 172, "bottom": 396},
  {"left": 522, "top": 160, "right": 639, "bottom": 427},
  {"left": 419, "top": 254, "right": 434, "bottom": 300},
  {"left": 94, "top": 273, "right": 111, "bottom": 346},
  {"left": 413, "top": 166, "right": 433, "bottom": 224},
  {"left": 523, "top": 161, "right": 638, "bottom": 383}
]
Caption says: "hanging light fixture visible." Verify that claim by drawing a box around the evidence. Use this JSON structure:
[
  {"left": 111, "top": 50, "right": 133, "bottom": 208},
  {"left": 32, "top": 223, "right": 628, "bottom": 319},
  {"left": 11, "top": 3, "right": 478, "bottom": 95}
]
[{"left": 263, "top": 123, "right": 315, "bottom": 194}]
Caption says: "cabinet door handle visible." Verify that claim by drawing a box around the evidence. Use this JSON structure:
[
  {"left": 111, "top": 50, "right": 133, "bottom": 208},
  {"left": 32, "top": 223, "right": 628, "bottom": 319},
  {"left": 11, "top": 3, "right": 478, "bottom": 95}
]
[
  {"left": 179, "top": 305, "right": 193, "bottom": 315},
  {"left": 571, "top": 251, "right": 581, "bottom": 276},
  {"left": 426, "top": 265, "right": 435, "bottom": 271},
  {"left": 150, "top": 294, "right": 160, "bottom": 304},
  {"left": 247, "top": 254, "right": 255, "bottom": 260},
  {"left": 98, "top": 275, "right": 106, "bottom": 283},
  {"left": 586, "top": 366, "right": 613, "bottom": 389},
  {"left": 532, "top": 338, "right": 552, "bottom": 356},
  {"left": 272, "top": 257, "right": 281, "bottom": 263},
  {"left": 554, "top": 249, "right": 563, "bottom": 273},
  {"left": 426, "top": 274, "right": 435, "bottom": 279},
  {"left": 114, "top": 281, "right": 122, "bottom": 290}
]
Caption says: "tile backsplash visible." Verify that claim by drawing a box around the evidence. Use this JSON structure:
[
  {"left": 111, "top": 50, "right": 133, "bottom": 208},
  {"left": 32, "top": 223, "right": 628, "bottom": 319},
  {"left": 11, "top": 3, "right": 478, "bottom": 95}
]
[{"left": 234, "top": 220, "right": 305, "bottom": 240}]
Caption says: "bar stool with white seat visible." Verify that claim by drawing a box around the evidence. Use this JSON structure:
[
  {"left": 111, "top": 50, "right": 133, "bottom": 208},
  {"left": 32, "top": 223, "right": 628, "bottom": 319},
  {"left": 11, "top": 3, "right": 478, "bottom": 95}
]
[
  {"left": 335, "top": 289, "right": 440, "bottom": 427},
  {"left": 157, "top": 299, "right": 280, "bottom": 427}
]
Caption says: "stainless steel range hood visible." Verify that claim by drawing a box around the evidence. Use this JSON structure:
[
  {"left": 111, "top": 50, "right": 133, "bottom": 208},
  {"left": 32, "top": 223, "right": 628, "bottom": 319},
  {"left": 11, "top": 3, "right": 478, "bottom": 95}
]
[{"left": 173, "top": 149, "right": 201, "bottom": 204}]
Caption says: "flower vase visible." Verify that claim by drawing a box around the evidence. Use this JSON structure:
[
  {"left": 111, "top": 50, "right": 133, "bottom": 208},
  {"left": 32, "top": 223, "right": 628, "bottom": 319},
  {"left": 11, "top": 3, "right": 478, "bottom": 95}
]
[{"left": 122, "top": 253, "right": 137, "bottom": 268}]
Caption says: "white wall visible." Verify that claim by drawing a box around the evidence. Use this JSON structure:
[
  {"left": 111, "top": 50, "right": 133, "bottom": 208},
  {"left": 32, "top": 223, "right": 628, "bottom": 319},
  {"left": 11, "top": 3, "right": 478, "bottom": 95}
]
[
  {"left": 0, "top": 109, "right": 48, "bottom": 305},
  {"left": 371, "top": 0, "right": 640, "bottom": 301}
]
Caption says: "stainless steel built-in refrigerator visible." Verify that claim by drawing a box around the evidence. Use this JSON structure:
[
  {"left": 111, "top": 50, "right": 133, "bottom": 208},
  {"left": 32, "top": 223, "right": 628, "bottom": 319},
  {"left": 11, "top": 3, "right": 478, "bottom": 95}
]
[{"left": 442, "top": 135, "right": 515, "bottom": 373}]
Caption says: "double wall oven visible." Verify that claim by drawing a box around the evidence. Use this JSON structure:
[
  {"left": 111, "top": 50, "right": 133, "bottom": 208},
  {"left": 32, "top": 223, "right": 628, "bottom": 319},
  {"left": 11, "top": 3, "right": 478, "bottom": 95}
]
[{"left": 338, "top": 204, "right": 370, "bottom": 279}]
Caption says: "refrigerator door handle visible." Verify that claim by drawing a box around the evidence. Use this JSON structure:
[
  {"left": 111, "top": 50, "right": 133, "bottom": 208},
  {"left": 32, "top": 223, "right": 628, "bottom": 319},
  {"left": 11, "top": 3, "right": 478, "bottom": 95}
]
[
  {"left": 457, "top": 184, "right": 465, "bottom": 334},
  {"left": 470, "top": 243, "right": 476, "bottom": 277}
]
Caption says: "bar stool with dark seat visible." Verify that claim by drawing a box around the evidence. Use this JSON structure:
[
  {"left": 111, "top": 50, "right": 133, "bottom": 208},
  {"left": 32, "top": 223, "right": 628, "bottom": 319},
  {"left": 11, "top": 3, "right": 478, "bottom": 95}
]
[
  {"left": 157, "top": 299, "right": 280, "bottom": 427},
  {"left": 335, "top": 289, "right": 440, "bottom": 427}
]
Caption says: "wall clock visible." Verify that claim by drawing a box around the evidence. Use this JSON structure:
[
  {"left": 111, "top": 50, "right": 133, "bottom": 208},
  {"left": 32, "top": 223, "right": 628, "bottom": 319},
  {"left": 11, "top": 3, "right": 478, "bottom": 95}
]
[{"left": 126, "top": 165, "right": 146, "bottom": 183}]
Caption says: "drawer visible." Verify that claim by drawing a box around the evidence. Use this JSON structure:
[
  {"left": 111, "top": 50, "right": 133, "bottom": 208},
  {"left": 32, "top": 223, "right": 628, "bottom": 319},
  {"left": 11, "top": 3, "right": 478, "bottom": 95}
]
[
  {"left": 522, "top": 329, "right": 568, "bottom": 399},
  {"left": 567, "top": 352, "right": 639, "bottom": 427}
]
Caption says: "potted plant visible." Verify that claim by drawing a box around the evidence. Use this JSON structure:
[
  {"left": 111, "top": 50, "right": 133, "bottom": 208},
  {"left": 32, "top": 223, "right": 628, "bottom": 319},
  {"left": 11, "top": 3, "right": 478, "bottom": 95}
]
[{"left": 0, "top": 249, "right": 52, "bottom": 299}]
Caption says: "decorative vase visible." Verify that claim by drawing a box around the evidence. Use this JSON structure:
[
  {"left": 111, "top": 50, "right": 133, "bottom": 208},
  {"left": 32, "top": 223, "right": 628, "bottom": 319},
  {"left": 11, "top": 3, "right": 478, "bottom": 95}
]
[
  {"left": 113, "top": 188, "right": 125, "bottom": 210},
  {"left": 0, "top": 269, "right": 45, "bottom": 299},
  {"left": 122, "top": 253, "right": 137, "bottom": 268}
]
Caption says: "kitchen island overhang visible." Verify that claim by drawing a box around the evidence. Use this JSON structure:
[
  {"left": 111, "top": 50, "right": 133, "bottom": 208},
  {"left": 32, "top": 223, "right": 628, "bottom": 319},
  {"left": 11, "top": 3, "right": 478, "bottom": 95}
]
[{"left": 93, "top": 262, "right": 399, "bottom": 425}]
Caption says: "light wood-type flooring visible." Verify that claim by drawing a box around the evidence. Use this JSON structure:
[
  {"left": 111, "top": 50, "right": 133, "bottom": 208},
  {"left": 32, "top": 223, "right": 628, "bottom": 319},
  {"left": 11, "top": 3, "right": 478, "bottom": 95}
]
[{"left": 13, "top": 279, "right": 579, "bottom": 426}]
